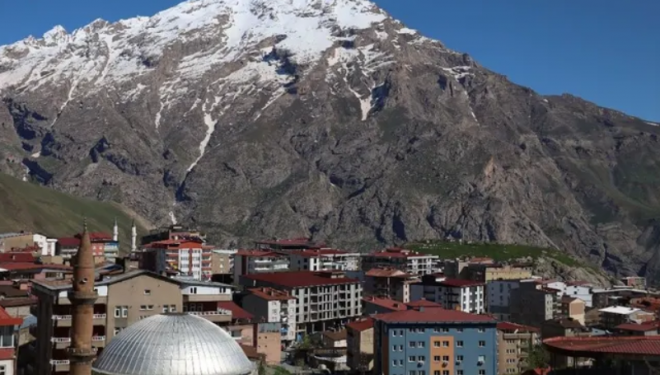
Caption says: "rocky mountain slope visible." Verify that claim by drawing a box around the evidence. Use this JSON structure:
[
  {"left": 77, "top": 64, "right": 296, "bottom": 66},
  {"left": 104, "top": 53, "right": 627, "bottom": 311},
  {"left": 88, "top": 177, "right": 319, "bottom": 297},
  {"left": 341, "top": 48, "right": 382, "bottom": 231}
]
[{"left": 1, "top": 0, "right": 660, "bottom": 281}]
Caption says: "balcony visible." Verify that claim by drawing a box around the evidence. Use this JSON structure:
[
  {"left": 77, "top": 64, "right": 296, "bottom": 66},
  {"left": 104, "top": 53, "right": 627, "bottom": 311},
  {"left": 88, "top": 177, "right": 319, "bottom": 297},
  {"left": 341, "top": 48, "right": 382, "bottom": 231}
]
[
  {"left": 187, "top": 311, "right": 231, "bottom": 323},
  {"left": 53, "top": 314, "right": 107, "bottom": 327},
  {"left": 50, "top": 359, "right": 70, "bottom": 373}
]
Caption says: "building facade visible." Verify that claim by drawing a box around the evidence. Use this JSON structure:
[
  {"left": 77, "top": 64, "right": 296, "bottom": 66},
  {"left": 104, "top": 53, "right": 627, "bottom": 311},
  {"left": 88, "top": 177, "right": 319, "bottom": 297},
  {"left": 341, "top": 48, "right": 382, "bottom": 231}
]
[
  {"left": 141, "top": 240, "right": 213, "bottom": 280},
  {"left": 346, "top": 318, "right": 375, "bottom": 373},
  {"left": 233, "top": 250, "right": 289, "bottom": 282},
  {"left": 364, "top": 268, "right": 419, "bottom": 303},
  {"left": 510, "top": 280, "right": 559, "bottom": 327},
  {"left": 211, "top": 249, "right": 237, "bottom": 275},
  {"left": 362, "top": 248, "right": 438, "bottom": 276},
  {"left": 240, "top": 271, "right": 362, "bottom": 334},
  {"left": 496, "top": 322, "right": 540, "bottom": 375},
  {"left": 411, "top": 275, "right": 485, "bottom": 314},
  {"left": 373, "top": 308, "right": 498, "bottom": 375},
  {"left": 486, "top": 279, "right": 521, "bottom": 321},
  {"left": 242, "top": 287, "right": 297, "bottom": 343},
  {"left": 0, "top": 307, "right": 22, "bottom": 375},
  {"left": 288, "top": 249, "right": 360, "bottom": 272}
]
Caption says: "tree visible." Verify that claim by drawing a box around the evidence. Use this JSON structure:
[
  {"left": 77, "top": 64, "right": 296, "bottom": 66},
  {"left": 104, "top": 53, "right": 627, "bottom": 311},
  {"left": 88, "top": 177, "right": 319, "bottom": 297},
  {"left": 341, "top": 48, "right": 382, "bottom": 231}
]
[
  {"left": 526, "top": 345, "right": 550, "bottom": 370},
  {"left": 257, "top": 361, "right": 267, "bottom": 375}
]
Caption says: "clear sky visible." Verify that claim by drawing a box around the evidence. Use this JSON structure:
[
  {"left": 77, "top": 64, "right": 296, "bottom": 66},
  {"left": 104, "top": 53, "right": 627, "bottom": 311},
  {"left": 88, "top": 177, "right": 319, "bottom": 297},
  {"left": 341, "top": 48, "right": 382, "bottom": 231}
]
[{"left": 0, "top": 0, "right": 658, "bottom": 121}]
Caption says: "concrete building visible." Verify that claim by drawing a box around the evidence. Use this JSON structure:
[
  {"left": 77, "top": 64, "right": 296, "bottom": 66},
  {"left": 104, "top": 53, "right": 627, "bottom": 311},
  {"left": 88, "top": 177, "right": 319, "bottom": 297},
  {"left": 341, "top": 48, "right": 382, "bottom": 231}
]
[
  {"left": 559, "top": 296, "right": 586, "bottom": 325},
  {"left": 364, "top": 268, "right": 419, "bottom": 302},
  {"left": 255, "top": 237, "right": 325, "bottom": 251},
  {"left": 510, "top": 280, "right": 560, "bottom": 327},
  {"left": 614, "top": 321, "right": 660, "bottom": 336},
  {"left": 31, "top": 269, "right": 234, "bottom": 374},
  {"left": 620, "top": 276, "right": 646, "bottom": 289},
  {"left": 288, "top": 249, "right": 360, "bottom": 272},
  {"left": 211, "top": 249, "right": 237, "bottom": 275},
  {"left": 486, "top": 279, "right": 522, "bottom": 321},
  {"left": 0, "top": 232, "right": 57, "bottom": 256},
  {"left": 599, "top": 306, "right": 655, "bottom": 330},
  {"left": 546, "top": 281, "right": 595, "bottom": 307},
  {"left": 253, "top": 322, "right": 282, "bottom": 365},
  {"left": 465, "top": 263, "right": 533, "bottom": 283},
  {"left": 56, "top": 232, "right": 116, "bottom": 260},
  {"left": 233, "top": 250, "right": 289, "bottom": 282},
  {"left": 242, "top": 287, "right": 297, "bottom": 344},
  {"left": 411, "top": 274, "right": 485, "bottom": 314},
  {"left": 0, "top": 306, "right": 22, "bottom": 375},
  {"left": 496, "top": 322, "right": 540, "bottom": 375},
  {"left": 141, "top": 239, "right": 213, "bottom": 280},
  {"left": 140, "top": 225, "right": 206, "bottom": 246},
  {"left": 363, "top": 296, "right": 409, "bottom": 315},
  {"left": 361, "top": 248, "right": 438, "bottom": 276},
  {"left": 240, "top": 271, "right": 362, "bottom": 334},
  {"left": 372, "top": 308, "right": 498, "bottom": 375},
  {"left": 323, "top": 329, "right": 347, "bottom": 349},
  {"left": 346, "top": 318, "right": 375, "bottom": 373},
  {"left": 541, "top": 318, "right": 592, "bottom": 368}
]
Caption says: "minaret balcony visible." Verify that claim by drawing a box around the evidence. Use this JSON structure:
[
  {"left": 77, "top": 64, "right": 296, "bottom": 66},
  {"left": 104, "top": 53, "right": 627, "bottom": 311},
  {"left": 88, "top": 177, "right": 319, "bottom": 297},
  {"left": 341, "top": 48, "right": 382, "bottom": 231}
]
[{"left": 67, "top": 290, "right": 98, "bottom": 303}]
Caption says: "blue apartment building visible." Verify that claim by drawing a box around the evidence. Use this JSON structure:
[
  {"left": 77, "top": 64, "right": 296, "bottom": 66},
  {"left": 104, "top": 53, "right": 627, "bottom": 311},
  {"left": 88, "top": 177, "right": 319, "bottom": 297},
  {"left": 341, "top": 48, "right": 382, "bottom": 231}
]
[{"left": 373, "top": 307, "right": 498, "bottom": 375}]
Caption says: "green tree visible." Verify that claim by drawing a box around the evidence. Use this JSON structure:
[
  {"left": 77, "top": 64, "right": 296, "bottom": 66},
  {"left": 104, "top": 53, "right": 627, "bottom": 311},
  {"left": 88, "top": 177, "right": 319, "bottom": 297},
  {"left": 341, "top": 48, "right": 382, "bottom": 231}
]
[{"left": 526, "top": 344, "right": 550, "bottom": 370}]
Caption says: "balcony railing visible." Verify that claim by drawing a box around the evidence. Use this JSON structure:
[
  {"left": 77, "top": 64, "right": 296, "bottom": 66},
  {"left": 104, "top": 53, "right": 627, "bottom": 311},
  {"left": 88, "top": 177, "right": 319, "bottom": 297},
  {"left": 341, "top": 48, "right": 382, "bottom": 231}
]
[
  {"left": 50, "top": 360, "right": 70, "bottom": 365},
  {"left": 51, "top": 337, "right": 70, "bottom": 343},
  {"left": 53, "top": 314, "right": 107, "bottom": 320},
  {"left": 93, "top": 336, "right": 106, "bottom": 341},
  {"left": 188, "top": 311, "right": 231, "bottom": 317}
]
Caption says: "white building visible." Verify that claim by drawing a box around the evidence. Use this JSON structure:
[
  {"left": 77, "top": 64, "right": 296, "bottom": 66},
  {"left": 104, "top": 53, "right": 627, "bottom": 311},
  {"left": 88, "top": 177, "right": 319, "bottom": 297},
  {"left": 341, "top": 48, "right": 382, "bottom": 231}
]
[
  {"left": 361, "top": 248, "right": 438, "bottom": 275},
  {"left": 288, "top": 249, "right": 361, "bottom": 271},
  {"left": 546, "top": 281, "right": 594, "bottom": 307},
  {"left": 233, "top": 250, "right": 289, "bottom": 281},
  {"left": 487, "top": 279, "right": 523, "bottom": 321},
  {"left": 142, "top": 240, "right": 213, "bottom": 280},
  {"left": 410, "top": 274, "right": 485, "bottom": 314},
  {"left": 242, "top": 287, "right": 297, "bottom": 343}
]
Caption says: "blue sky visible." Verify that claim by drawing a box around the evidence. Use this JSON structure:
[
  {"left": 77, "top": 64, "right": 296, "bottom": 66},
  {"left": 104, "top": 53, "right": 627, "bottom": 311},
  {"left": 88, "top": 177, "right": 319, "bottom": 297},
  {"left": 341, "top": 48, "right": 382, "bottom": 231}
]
[{"left": 0, "top": 0, "right": 658, "bottom": 121}]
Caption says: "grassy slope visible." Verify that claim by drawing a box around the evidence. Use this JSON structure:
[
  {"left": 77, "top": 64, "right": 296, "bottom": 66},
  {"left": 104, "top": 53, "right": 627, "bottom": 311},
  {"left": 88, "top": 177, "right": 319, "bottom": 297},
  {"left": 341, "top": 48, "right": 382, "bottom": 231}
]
[
  {"left": 0, "top": 173, "right": 147, "bottom": 246},
  {"left": 408, "top": 240, "right": 583, "bottom": 267}
]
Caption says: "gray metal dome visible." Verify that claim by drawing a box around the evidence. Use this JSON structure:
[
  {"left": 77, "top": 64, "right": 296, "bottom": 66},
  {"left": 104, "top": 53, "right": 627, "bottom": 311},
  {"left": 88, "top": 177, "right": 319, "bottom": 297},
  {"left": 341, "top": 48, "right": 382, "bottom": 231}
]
[{"left": 92, "top": 313, "right": 255, "bottom": 375}]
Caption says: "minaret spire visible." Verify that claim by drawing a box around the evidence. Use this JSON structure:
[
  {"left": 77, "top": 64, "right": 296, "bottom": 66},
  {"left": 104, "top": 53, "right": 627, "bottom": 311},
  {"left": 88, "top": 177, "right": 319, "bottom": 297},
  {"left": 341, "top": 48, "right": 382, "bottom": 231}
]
[
  {"left": 112, "top": 217, "right": 119, "bottom": 242},
  {"left": 68, "top": 222, "right": 98, "bottom": 375},
  {"left": 131, "top": 219, "right": 137, "bottom": 253}
]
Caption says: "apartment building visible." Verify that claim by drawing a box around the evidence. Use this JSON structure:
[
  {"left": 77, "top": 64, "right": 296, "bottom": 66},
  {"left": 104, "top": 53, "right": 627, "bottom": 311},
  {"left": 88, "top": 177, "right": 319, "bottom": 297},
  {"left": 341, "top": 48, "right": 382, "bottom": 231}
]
[
  {"left": 211, "top": 249, "right": 237, "bottom": 275},
  {"left": 541, "top": 318, "right": 592, "bottom": 368},
  {"left": 233, "top": 250, "right": 289, "bottom": 281},
  {"left": 546, "top": 281, "right": 595, "bottom": 307},
  {"left": 30, "top": 270, "right": 233, "bottom": 374},
  {"left": 486, "top": 279, "right": 522, "bottom": 321},
  {"left": 0, "top": 232, "right": 57, "bottom": 256},
  {"left": 364, "top": 268, "right": 419, "bottom": 302},
  {"left": 465, "top": 263, "right": 533, "bottom": 283},
  {"left": 411, "top": 274, "right": 485, "bottom": 314},
  {"left": 288, "top": 249, "right": 360, "bottom": 272},
  {"left": 240, "top": 271, "right": 362, "bottom": 334},
  {"left": 362, "top": 248, "right": 438, "bottom": 275},
  {"left": 57, "top": 232, "right": 116, "bottom": 260},
  {"left": 0, "top": 307, "right": 21, "bottom": 375},
  {"left": 621, "top": 276, "right": 646, "bottom": 289},
  {"left": 599, "top": 306, "right": 655, "bottom": 330},
  {"left": 510, "top": 280, "right": 560, "bottom": 327},
  {"left": 558, "top": 296, "right": 586, "bottom": 325},
  {"left": 346, "top": 318, "right": 375, "bottom": 373},
  {"left": 140, "top": 224, "right": 206, "bottom": 245},
  {"left": 496, "top": 322, "right": 540, "bottom": 375},
  {"left": 140, "top": 239, "right": 213, "bottom": 280},
  {"left": 373, "top": 308, "right": 498, "bottom": 375},
  {"left": 242, "top": 287, "right": 297, "bottom": 343}
]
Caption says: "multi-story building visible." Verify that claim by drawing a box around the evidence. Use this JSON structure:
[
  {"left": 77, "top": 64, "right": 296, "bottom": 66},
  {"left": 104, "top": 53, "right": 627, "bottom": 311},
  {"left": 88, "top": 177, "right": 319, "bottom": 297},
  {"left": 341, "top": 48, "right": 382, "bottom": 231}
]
[
  {"left": 30, "top": 269, "right": 233, "bottom": 374},
  {"left": 0, "top": 232, "right": 57, "bottom": 256},
  {"left": 255, "top": 237, "right": 325, "bottom": 251},
  {"left": 140, "top": 239, "right": 214, "bottom": 280},
  {"left": 372, "top": 308, "right": 498, "bottom": 375},
  {"left": 364, "top": 268, "right": 419, "bottom": 302},
  {"left": 140, "top": 224, "right": 206, "bottom": 245},
  {"left": 486, "top": 279, "right": 522, "bottom": 321},
  {"left": 558, "top": 296, "right": 586, "bottom": 325},
  {"left": 614, "top": 321, "right": 660, "bottom": 336},
  {"left": 0, "top": 306, "right": 22, "bottom": 375},
  {"left": 510, "top": 280, "right": 560, "bottom": 327},
  {"left": 288, "top": 249, "right": 361, "bottom": 272},
  {"left": 411, "top": 274, "right": 485, "bottom": 314},
  {"left": 465, "top": 263, "right": 533, "bottom": 283},
  {"left": 240, "top": 270, "right": 362, "bottom": 334},
  {"left": 346, "top": 318, "right": 375, "bottom": 373},
  {"left": 233, "top": 250, "right": 289, "bottom": 281},
  {"left": 546, "top": 281, "right": 595, "bottom": 307},
  {"left": 242, "top": 287, "right": 297, "bottom": 344},
  {"left": 56, "top": 232, "right": 115, "bottom": 260},
  {"left": 620, "top": 276, "right": 646, "bottom": 289},
  {"left": 211, "top": 249, "right": 237, "bottom": 275},
  {"left": 362, "top": 248, "right": 438, "bottom": 275},
  {"left": 599, "top": 306, "right": 654, "bottom": 330},
  {"left": 496, "top": 322, "right": 540, "bottom": 375},
  {"left": 541, "top": 318, "right": 592, "bottom": 368}
]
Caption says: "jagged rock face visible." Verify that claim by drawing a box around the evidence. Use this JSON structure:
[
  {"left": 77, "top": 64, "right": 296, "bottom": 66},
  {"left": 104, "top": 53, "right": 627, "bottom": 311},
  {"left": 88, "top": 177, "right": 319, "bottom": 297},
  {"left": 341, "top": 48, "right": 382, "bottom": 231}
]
[{"left": 1, "top": 0, "right": 660, "bottom": 281}]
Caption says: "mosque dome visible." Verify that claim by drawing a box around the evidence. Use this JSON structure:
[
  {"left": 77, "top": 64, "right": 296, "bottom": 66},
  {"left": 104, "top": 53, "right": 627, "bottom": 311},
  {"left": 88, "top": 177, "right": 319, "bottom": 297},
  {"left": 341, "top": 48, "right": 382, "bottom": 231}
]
[{"left": 92, "top": 313, "right": 255, "bottom": 375}]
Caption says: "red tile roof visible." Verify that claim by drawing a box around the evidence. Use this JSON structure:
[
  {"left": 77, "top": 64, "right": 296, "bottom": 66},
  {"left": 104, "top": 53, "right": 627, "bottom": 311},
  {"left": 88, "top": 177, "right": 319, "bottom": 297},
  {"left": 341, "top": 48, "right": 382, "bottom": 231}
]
[
  {"left": 217, "top": 301, "right": 254, "bottom": 321},
  {"left": 544, "top": 336, "right": 660, "bottom": 356},
  {"left": 406, "top": 299, "right": 442, "bottom": 308},
  {"left": 0, "top": 306, "right": 22, "bottom": 326},
  {"left": 374, "top": 308, "right": 496, "bottom": 324},
  {"left": 248, "top": 287, "right": 295, "bottom": 301},
  {"left": 363, "top": 297, "right": 408, "bottom": 311},
  {"left": 497, "top": 322, "right": 540, "bottom": 333},
  {"left": 0, "top": 253, "right": 35, "bottom": 262},
  {"left": 57, "top": 237, "right": 81, "bottom": 247},
  {"left": 0, "top": 263, "right": 71, "bottom": 272},
  {"left": 242, "top": 271, "right": 359, "bottom": 288},
  {"left": 0, "top": 348, "right": 15, "bottom": 360},
  {"left": 346, "top": 318, "right": 374, "bottom": 332},
  {"left": 0, "top": 296, "right": 37, "bottom": 308},
  {"left": 615, "top": 321, "right": 660, "bottom": 332}
]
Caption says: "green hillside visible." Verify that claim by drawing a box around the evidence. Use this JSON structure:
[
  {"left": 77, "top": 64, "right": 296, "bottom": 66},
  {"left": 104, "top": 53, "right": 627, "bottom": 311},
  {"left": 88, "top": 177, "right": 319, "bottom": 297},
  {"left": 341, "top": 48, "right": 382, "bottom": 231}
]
[{"left": 0, "top": 173, "right": 147, "bottom": 246}]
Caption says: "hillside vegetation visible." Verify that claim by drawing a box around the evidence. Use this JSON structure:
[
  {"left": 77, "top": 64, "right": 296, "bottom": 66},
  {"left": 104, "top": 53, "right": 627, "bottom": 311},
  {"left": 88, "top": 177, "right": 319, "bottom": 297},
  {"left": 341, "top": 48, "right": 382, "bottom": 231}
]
[{"left": 0, "top": 173, "right": 147, "bottom": 245}]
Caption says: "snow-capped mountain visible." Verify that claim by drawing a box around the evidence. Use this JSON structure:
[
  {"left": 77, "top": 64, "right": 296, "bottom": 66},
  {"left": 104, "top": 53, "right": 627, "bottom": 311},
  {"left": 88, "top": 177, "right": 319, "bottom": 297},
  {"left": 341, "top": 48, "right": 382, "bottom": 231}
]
[{"left": 1, "top": 0, "right": 660, "bottom": 282}]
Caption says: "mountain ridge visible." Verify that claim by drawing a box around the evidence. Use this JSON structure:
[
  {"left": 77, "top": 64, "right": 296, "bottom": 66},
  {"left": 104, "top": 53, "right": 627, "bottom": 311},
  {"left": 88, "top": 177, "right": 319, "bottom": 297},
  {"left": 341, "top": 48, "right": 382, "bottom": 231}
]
[{"left": 1, "top": 0, "right": 660, "bottom": 282}]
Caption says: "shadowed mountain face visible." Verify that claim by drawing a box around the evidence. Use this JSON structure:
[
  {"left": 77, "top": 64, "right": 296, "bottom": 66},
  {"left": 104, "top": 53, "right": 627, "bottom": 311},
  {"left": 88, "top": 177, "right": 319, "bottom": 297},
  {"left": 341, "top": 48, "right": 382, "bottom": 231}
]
[{"left": 1, "top": 0, "right": 659, "bottom": 281}]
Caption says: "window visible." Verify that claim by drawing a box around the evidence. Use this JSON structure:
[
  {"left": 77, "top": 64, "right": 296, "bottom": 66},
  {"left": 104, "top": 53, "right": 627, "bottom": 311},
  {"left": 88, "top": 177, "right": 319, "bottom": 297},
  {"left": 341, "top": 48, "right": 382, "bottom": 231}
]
[
  {"left": 442, "top": 356, "right": 449, "bottom": 361},
  {"left": 144, "top": 289, "right": 151, "bottom": 295},
  {"left": 114, "top": 307, "right": 121, "bottom": 318},
  {"left": 442, "top": 327, "right": 449, "bottom": 332},
  {"left": 409, "top": 341, "right": 416, "bottom": 348},
  {"left": 457, "top": 355, "right": 464, "bottom": 361},
  {"left": 479, "top": 341, "right": 486, "bottom": 347},
  {"left": 400, "top": 330, "right": 405, "bottom": 336},
  {"left": 434, "top": 341, "right": 440, "bottom": 347},
  {"left": 433, "top": 327, "right": 440, "bottom": 333},
  {"left": 456, "top": 328, "right": 463, "bottom": 332},
  {"left": 409, "top": 371, "right": 416, "bottom": 375},
  {"left": 170, "top": 305, "right": 177, "bottom": 312},
  {"left": 442, "top": 341, "right": 449, "bottom": 347},
  {"left": 478, "top": 328, "right": 485, "bottom": 333},
  {"left": 409, "top": 356, "right": 415, "bottom": 362},
  {"left": 457, "top": 341, "right": 463, "bottom": 347},
  {"left": 113, "top": 328, "right": 122, "bottom": 335},
  {"left": 122, "top": 307, "right": 128, "bottom": 318},
  {"left": 478, "top": 371, "right": 485, "bottom": 375},
  {"left": 442, "top": 371, "right": 449, "bottom": 375},
  {"left": 457, "top": 371, "right": 464, "bottom": 375},
  {"left": 393, "top": 345, "right": 398, "bottom": 351},
  {"left": 392, "top": 360, "right": 397, "bottom": 366},
  {"left": 434, "top": 356, "right": 440, "bottom": 362},
  {"left": 140, "top": 305, "right": 147, "bottom": 311},
  {"left": 418, "top": 341, "right": 425, "bottom": 348},
  {"left": 434, "top": 372, "right": 440, "bottom": 375}
]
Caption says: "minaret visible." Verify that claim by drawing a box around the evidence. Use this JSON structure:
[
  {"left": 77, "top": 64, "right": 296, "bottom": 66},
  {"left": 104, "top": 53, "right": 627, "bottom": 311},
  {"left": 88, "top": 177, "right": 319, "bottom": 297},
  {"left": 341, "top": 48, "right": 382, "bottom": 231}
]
[
  {"left": 68, "top": 221, "right": 98, "bottom": 375},
  {"left": 131, "top": 219, "right": 137, "bottom": 253},
  {"left": 112, "top": 217, "right": 119, "bottom": 242}
]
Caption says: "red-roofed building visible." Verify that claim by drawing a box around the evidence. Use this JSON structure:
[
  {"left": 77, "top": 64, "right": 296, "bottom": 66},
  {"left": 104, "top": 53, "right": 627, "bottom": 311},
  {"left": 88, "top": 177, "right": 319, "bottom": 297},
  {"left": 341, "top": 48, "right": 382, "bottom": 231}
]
[
  {"left": 362, "top": 248, "right": 438, "bottom": 275},
  {"left": 141, "top": 240, "right": 214, "bottom": 280},
  {"left": 233, "top": 249, "right": 289, "bottom": 281},
  {"left": 0, "top": 306, "right": 22, "bottom": 374},
  {"left": 287, "top": 248, "right": 360, "bottom": 272},
  {"left": 411, "top": 274, "right": 485, "bottom": 314},
  {"left": 405, "top": 299, "right": 442, "bottom": 310},
  {"left": 0, "top": 253, "right": 35, "bottom": 263},
  {"left": 497, "top": 322, "right": 541, "bottom": 374},
  {"left": 364, "top": 267, "right": 419, "bottom": 303},
  {"left": 0, "top": 263, "right": 71, "bottom": 281},
  {"left": 363, "top": 296, "right": 408, "bottom": 314},
  {"left": 346, "top": 317, "right": 375, "bottom": 373},
  {"left": 242, "top": 288, "right": 297, "bottom": 343},
  {"left": 615, "top": 321, "right": 660, "bottom": 336},
  {"left": 240, "top": 271, "right": 362, "bottom": 334}
]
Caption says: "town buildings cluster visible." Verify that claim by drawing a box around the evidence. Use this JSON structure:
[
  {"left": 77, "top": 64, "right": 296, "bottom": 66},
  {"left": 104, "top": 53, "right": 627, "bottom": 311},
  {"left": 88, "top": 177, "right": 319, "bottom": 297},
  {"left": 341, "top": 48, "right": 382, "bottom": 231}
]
[{"left": 0, "top": 222, "right": 658, "bottom": 374}]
